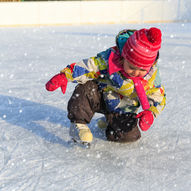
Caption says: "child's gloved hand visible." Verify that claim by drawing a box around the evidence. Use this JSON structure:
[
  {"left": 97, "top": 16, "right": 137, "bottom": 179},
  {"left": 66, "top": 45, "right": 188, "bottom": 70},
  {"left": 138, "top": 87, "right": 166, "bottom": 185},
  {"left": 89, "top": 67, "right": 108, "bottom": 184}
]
[
  {"left": 45, "top": 73, "right": 68, "bottom": 94},
  {"left": 136, "top": 110, "right": 154, "bottom": 131}
]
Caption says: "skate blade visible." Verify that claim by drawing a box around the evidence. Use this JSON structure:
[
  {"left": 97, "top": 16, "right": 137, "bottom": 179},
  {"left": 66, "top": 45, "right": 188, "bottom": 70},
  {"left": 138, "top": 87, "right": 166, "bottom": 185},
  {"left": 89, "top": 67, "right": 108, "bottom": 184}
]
[{"left": 68, "top": 138, "right": 91, "bottom": 149}]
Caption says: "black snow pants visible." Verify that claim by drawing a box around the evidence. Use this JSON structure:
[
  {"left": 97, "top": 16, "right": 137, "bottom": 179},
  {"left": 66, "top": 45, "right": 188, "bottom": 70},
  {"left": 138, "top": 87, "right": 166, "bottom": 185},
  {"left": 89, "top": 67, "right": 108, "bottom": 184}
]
[{"left": 67, "top": 80, "right": 141, "bottom": 143}]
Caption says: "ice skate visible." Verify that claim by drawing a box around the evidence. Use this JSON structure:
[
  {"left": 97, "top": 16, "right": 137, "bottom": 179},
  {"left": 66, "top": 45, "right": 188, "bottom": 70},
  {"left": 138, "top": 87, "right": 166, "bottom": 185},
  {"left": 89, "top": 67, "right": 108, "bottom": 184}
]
[{"left": 69, "top": 123, "right": 93, "bottom": 147}]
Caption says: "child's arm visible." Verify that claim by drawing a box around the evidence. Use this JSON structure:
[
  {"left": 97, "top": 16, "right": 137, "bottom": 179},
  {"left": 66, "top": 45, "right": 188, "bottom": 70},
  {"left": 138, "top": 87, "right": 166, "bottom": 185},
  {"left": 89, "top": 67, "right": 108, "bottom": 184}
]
[
  {"left": 136, "top": 65, "right": 166, "bottom": 131},
  {"left": 147, "top": 85, "right": 166, "bottom": 118},
  {"left": 144, "top": 63, "right": 166, "bottom": 118},
  {"left": 60, "top": 57, "right": 104, "bottom": 84},
  {"left": 46, "top": 55, "right": 107, "bottom": 94}
]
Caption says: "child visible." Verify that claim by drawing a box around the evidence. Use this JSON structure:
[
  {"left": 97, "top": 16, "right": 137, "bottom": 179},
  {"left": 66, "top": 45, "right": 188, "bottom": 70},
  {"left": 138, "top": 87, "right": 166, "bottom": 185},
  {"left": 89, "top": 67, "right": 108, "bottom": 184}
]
[{"left": 45, "top": 27, "right": 166, "bottom": 144}]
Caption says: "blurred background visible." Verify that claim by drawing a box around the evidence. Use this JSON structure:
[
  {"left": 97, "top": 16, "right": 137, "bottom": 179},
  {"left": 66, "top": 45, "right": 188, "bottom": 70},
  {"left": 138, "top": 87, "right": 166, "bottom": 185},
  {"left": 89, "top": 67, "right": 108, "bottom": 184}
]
[{"left": 0, "top": 0, "right": 190, "bottom": 27}]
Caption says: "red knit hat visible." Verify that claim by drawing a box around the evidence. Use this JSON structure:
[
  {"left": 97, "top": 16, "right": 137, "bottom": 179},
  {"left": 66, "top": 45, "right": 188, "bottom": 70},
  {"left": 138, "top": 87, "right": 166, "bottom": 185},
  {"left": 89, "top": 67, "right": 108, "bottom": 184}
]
[{"left": 122, "top": 27, "right": 162, "bottom": 71}]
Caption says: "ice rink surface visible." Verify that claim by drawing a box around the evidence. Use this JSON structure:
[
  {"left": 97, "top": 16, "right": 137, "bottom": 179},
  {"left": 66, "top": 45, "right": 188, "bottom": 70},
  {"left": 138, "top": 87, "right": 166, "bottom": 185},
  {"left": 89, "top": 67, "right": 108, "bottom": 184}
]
[{"left": 0, "top": 22, "right": 191, "bottom": 191}]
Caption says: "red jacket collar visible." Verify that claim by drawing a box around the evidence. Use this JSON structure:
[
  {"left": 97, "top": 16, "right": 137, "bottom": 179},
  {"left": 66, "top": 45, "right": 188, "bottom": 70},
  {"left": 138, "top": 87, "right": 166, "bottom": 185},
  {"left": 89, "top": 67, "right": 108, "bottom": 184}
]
[{"left": 108, "top": 47, "right": 123, "bottom": 75}]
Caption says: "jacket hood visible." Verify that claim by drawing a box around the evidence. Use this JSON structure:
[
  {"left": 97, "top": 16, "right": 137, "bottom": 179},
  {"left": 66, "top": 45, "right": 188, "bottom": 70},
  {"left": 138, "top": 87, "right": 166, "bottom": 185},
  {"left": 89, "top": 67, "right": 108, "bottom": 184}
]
[{"left": 115, "top": 29, "right": 135, "bottom": 55}]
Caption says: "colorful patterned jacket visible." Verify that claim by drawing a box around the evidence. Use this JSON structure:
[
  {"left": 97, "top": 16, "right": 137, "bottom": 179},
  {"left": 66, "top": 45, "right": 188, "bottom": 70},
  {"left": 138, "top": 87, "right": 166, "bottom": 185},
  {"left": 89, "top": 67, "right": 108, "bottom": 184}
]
[{"left": 61, "top": 30, "right": 166, "bottom": 117}]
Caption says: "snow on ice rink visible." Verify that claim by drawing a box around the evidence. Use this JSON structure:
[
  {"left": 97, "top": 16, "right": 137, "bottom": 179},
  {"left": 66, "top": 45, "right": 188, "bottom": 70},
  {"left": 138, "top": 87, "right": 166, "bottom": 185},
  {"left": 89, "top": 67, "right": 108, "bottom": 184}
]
[{"left": 0, "top": 22, "right": 191, "bottom": 191}]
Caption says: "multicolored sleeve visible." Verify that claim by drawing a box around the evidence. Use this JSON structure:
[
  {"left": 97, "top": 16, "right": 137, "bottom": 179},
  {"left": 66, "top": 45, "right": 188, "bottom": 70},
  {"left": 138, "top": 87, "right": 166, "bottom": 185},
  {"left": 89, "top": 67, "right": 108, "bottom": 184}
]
[
  {"left": 145, "top": 65, "right": 166, "bottom": 118},
  {"left": 147, "top": 85, "right": 166, "bottom": 118},
  {"left": 60, "top": 56, "right": 108, "bottom": 84}
]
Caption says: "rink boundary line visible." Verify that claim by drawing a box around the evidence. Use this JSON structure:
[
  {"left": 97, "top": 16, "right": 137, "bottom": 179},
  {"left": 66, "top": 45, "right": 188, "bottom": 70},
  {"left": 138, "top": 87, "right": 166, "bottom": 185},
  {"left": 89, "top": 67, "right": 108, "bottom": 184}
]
[{"left": 0, "top": 20, "right": 184, "bottom": 28}]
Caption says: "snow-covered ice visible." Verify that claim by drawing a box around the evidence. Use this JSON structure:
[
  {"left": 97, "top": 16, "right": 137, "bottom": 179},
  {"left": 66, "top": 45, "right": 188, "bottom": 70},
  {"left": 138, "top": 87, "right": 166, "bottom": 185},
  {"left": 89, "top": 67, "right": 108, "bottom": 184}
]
[{"left": 0, "top": 23, "right": 191, "bottom": 191}]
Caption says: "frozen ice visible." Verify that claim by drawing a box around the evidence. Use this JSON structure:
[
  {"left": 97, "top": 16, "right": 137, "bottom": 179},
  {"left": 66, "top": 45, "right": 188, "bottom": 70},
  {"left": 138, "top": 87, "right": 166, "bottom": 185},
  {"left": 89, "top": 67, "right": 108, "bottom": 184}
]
[{"left": 0, "top": 22, "right": 191, "bottom": 191}]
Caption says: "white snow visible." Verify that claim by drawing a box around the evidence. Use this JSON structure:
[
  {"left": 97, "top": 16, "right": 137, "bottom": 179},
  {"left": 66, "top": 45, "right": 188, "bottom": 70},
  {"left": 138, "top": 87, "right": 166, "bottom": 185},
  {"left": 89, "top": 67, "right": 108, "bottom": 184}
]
[{"left": 0, "top": 23, "right": 191, "bottom": 191}]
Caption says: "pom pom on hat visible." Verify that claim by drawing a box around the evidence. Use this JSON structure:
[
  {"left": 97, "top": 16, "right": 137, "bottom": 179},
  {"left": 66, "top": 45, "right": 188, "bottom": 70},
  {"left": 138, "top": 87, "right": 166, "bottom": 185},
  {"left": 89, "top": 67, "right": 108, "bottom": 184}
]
[
  {"left": 122, "top": 27, "right": 162, "bottom": 71},
  {"left": 147, "top": 27, "right": 162, "bottom": 43}
]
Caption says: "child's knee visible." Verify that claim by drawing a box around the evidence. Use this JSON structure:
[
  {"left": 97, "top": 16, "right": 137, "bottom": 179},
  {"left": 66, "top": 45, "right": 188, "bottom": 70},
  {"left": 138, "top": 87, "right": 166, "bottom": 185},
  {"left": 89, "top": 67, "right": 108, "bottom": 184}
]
[
  {"left": 106, "top": 126, "right": 141, "bottom": 143},
  {"left": 105, "top": 113, "right": 141, "bottom": 143}
]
